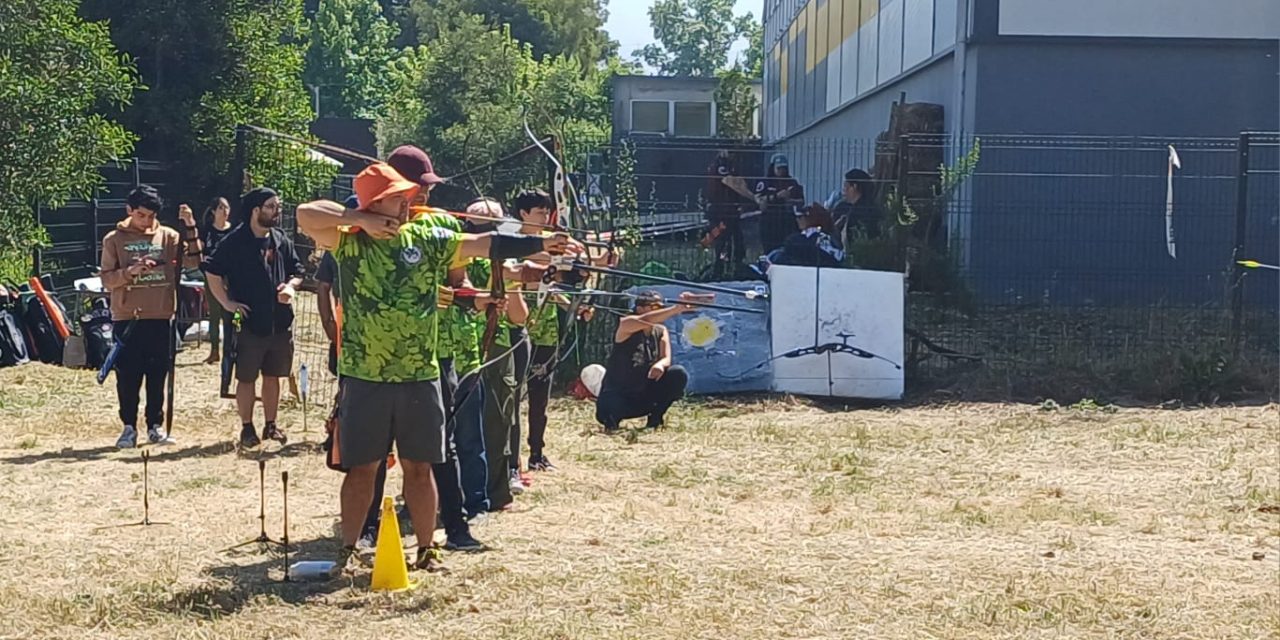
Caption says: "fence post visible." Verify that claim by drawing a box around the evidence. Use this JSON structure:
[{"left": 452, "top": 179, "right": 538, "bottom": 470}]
[
  {"left": 229, "top": 125, "right": 249, "bottom": 213},
  {"left": 31, "top": 204, "right": 42, "bottom": 277},
  {"left": 89, "top": 198, "right": 100, "bottom": 266},
  {"left": 896, "top": 134, "right": 911, "bottom": 273},
  {"left": 1229, "top": 132, "right": 1250, "bottom": 357},
  {"left": 132, "top": 157, "right": 141, "bottom": 188}
]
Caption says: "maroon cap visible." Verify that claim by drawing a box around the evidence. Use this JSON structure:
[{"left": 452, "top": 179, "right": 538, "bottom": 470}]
[{"left": 386, "top": 145, "right": 444, "bottom": 188}]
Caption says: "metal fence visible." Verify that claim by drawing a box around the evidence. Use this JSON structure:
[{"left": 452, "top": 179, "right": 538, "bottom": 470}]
[
  {"left": 35, "top": 128, "right": 1278, "bottom": 401},
  {"left": 568, "top": 133, "right": 1279, "bottom": 397}
]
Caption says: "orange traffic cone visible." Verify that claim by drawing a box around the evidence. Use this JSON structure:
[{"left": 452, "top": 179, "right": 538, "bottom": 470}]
[{"left": 370, "top": 497, "right": 413, "bottom": 591}]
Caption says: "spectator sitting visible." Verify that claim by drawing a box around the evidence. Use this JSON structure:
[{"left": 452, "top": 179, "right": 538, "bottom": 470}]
[
  {"left": 754, "top": 153, "right": 805, "bottom": 255},
  {"left": 827, "top": 168, "right": 881, "bottom": 246},
  {"left": 756, "top": 203, "right": 845, "bottom": 273}
]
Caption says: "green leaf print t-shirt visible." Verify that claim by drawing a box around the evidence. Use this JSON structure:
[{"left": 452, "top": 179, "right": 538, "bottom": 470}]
[{"left": 334, "top": 220, "right": 461, "bottom": 382}]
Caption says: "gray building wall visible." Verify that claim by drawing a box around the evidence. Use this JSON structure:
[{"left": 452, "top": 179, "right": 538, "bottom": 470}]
[
  {"left": 961, "top": 38, "right": 1279, "bottom": 306},
  {"left": 971, "top": 39, "right": 1279, "bottom": 137},
  {"left": 774, "top": 54, "right": 959, "bottom": 204}
]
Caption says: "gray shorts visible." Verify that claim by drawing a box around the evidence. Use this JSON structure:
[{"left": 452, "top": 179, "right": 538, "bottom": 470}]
[
  {"left": 337, "top": 377, "right": 446, "bottom": 466},
  {"left": 235, "top": 330, "right": 293, "bottom": 381}
]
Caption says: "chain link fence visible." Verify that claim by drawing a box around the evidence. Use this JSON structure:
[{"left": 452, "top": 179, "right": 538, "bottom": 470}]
[
  {"left": 37, "top": 127, "right": 1275, "bottom": 402},
  {"left": 568, "top": 133, "right": 1279, "bottom": 399}
]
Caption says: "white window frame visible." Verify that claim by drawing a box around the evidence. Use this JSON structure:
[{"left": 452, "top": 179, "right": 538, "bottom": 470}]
[{"left": 628, "top": 99, "right": 719, "bottom": 137}]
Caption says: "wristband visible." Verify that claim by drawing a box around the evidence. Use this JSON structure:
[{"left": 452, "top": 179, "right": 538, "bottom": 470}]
[{"left": 490, "top": 233, "right": 546, "bottom": 260}]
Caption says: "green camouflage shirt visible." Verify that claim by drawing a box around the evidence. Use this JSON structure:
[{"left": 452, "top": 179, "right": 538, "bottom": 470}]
[
  {"left": 526, "top": 296, "right": 560, "bottom": 347},
  {"left": 334, "top": 218, "right": 461, "bottom": 382}
]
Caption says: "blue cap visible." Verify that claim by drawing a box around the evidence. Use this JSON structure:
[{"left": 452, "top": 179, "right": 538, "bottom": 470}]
[{"left": 770, "top": 153, "right": 789, "bottom": 167}]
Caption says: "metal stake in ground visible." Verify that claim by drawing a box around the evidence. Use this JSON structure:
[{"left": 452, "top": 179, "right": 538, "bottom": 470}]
[
  {"left": 222, "top": 459, "right": 284, "bottom": 552},
  {"left": 281, "top": 470, "right": 291, "bottom": 582},
  {"left": 96, "top": 450, "right": 171, "bottom": 530}
]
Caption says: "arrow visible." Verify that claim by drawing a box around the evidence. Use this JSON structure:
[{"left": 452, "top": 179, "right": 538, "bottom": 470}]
[{"left": 1238, "top": 260, "right": 1280, "bottom": 271}]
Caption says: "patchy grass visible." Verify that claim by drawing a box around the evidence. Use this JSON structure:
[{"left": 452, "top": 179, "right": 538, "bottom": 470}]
[{"left": 0, "top": 358, "right": 1276, "bottom": 639}]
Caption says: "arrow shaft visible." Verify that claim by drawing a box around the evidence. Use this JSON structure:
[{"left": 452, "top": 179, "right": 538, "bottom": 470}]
[{"left": 567, "top": 263, "right": 768, "bottom": 300}]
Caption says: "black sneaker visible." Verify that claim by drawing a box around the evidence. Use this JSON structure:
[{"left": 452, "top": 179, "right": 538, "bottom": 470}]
[
  {"left": 263, "top": 422, "right": 288, "bottom": 445},
  {"left": 239, "top": 424, "right": 261, "bottom": 448},
  {"left": 336, "top": 544, "right": 357, "bottom": 570},
  {"left": 413, "top": 546, "right": 449, "bottom": 573},
  {"left": 444, "top": 531, "right": 490, "bottom": 552},
  {"left": 528, "top": 454, "right": 556, "bottom": 471}
]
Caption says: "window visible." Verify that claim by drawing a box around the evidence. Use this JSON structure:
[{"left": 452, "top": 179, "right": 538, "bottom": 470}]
[
  {"left": 631, "top": 101, "right": 670, "bottom": 133},
  {"left": 674, "top": 102, "right": 713, "bottom": 137}
]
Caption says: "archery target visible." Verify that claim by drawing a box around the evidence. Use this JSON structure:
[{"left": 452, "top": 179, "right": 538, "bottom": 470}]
[{"left": 768, "top": 266, "right": 904, "bottom": 400}]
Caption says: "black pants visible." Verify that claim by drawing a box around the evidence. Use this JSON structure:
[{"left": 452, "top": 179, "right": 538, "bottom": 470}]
[
  {"left": 433, "top": 359, "right": 470, "bottom": 536},
  {"left": 595, "top": 365, "right": 689, "bottom": 429},
  {"left": 526, "top": 344, "right": 557, "bottom": 457},
  {"left": 508, "top": 327, "right": 530, "bottom": 469},
  {"left": 710, "top": 218, "right": 746, "bottom": 280},
  {"left": 114, "top": 319, "right": 171, "bottom": 427}
]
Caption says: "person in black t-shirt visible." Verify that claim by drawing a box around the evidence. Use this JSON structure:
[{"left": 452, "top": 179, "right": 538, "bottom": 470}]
[
  {"left": 200, "top": 197, "right": 234, "bottom": 364},
  {"left": 314, "top": 193, "right": 354, "bottom": 378},
  {"left": 202, "top": 187, "right": 304, "bottom": 448},
  {"left": 754, "top": 153, "right": 805, "bottom": 254},
  {"left": 829, "top": 168, "right": 881, "bottom": 248},
  {"left": 595, "top": 291, "right": 700, "bottom": 433}
]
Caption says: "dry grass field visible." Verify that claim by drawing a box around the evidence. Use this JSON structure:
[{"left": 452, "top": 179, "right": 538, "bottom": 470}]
[{"left": 0, "top": 353, "right": 1276, "bottom": 639}]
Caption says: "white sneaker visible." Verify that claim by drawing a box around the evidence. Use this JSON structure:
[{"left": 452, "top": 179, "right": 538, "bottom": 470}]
[
  {"left": 116, "top": 425, "right": 137, "bottom": 449},
  {"left": 508, "top": 470, "right": 525, "bottom": 496},
  {"left": 147, "top": 425, "right": 176, "bottom": 445}
]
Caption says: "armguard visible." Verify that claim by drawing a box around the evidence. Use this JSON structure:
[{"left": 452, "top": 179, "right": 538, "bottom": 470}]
[{"left": 490, "top": 233, "right": 545, "bottom": 260}]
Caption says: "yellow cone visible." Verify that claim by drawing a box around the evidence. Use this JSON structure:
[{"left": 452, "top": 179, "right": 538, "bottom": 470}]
[{"left": 370, "top": 497, "right": 413, "bottom": 591}]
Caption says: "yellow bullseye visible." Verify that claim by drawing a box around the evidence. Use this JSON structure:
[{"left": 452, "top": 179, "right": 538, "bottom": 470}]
[{"left": 682, "top": 316, "right": 721, "bottom": 348}]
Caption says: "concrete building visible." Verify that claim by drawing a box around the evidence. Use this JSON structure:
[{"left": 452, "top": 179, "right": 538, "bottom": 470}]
[
  {"left": 764, "top": 0, "right": 1278, "bottom": 145},
  {"left": 611, "top": 75, "right": 763, "bottom": 140},
  {"left": 761, "top": 0, "right": 1279, "bottom": 307}
]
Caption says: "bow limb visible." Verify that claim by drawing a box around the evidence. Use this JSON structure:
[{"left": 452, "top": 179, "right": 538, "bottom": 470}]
[
  {"left": 523, "top": 116, "right": 574, "bottom": 230},
  {"left": 480, "top": 248, "right": 505, "bottom": 359}
]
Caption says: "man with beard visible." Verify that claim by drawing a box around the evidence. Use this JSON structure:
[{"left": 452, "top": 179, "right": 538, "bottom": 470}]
[{"left": 203, "top": 187, "right": 305, "bottom": 447}]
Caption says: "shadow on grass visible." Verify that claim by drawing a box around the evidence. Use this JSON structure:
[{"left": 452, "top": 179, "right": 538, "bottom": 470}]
[
  {"left": 0, "top": 440, "right": 322, "bottom": 465},
  {"left": 162, "top": 537, "right": 370, "bottom": 618}
]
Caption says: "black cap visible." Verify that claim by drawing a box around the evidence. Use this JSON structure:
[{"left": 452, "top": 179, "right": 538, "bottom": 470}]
[
  {"left": 633, "top": 291, "right": 663, "bottom": 309},
  {"left": 239, "top": 187, "right": 279, "bottom": 220}
]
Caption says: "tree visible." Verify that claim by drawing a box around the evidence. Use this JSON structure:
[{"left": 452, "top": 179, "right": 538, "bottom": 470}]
[
  {"left": 408, "top": 0, "right": 615, "bottom": 72},
  {"left": 714, "top": 69, "right": 756, "bottom": 139},
  {"left": 739, "top": 19, "right": 763, "bottom": 79},
  {"left": 633, "top": 0, "right": 755, "bottom": 77},
  {"left": 81, "top": 0, "right": 321, "bottom": 200},
  {"left": 306, "top": 0, "right": 403, "bottom": 119},
  {"left": 378, "top": 16, "right": 611, "bottom": 188},
  {"left": 0, "top": 0, "right": 139, "bottom": 281}
]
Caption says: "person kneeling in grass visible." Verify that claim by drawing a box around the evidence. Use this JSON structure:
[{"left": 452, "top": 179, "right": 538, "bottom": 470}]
[{"left": 594, "top": 291, "right": 700, "bottom": 433}]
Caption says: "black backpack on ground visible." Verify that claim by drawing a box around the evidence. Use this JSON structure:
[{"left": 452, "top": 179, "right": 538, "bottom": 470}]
[
  {"left": 22, "top": 287, "right": 66, "bottom": 365},
  {"left": 0, "top": 285, "right": 30, "bottom": 367},
  {"left": 80, "top": 298, "right": 113, "bottom": 370}
]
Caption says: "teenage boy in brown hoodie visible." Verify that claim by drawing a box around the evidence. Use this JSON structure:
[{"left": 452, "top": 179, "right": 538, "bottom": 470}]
[{"left": 100, "top": 185, "right": 202, "bottom": 448}]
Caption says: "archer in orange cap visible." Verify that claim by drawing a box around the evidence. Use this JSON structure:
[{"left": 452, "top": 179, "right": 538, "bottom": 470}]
[{"left": 353, "top": 163, "right": 420, "bottom": 222}]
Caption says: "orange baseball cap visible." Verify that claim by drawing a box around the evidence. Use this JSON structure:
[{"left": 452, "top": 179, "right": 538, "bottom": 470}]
[{"left": 354, "top": 163, "right": 420, "bottom": 208}]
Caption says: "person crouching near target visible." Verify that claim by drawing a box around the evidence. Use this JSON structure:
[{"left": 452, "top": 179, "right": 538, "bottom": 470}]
[
  {"left": 594, "top": 291, "right": 698, "bottom": 433},
  {"left": 297, "top": 163, "right": 578, "bottom": 572}
]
